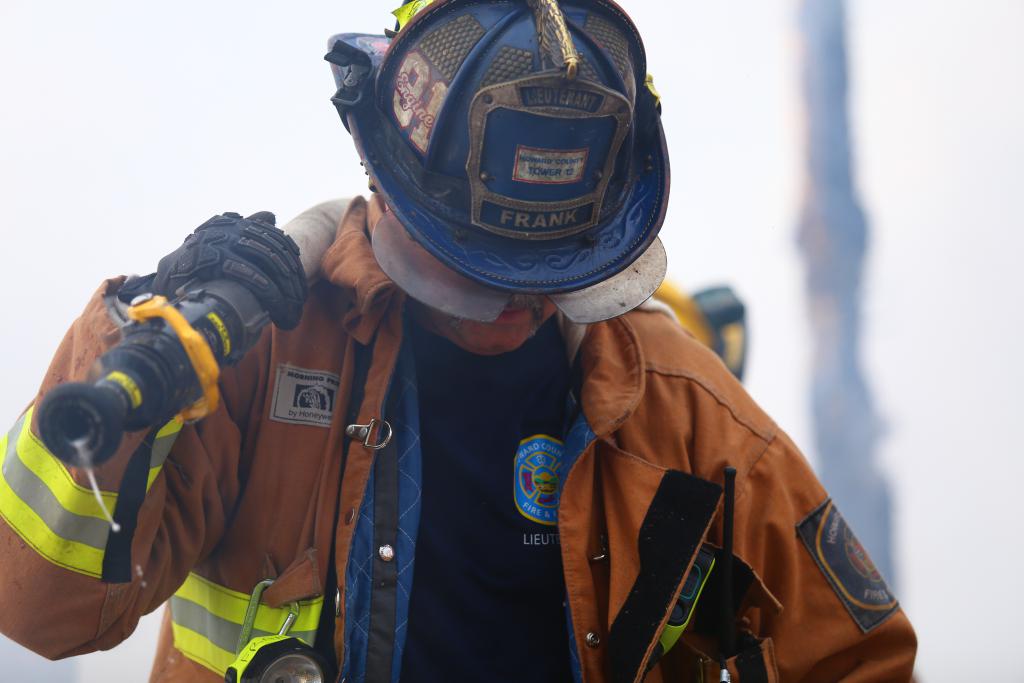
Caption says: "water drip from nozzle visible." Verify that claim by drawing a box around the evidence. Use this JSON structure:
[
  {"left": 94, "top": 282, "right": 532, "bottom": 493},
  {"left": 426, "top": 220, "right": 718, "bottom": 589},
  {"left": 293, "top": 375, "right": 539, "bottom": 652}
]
[{"left": 72, "top": 438, "right": 120, "bottom": 533}]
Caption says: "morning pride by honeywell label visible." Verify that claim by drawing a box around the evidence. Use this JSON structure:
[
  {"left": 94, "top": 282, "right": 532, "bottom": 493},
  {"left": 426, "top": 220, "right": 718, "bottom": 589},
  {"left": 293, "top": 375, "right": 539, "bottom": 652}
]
[{"left": 270, "top": 364, "right": 340, "bottom": 428}]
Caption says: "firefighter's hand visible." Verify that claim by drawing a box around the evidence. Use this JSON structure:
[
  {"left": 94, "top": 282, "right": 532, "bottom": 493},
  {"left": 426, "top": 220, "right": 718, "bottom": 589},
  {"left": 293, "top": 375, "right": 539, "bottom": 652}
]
[{"left": 118, "top": 211, "right": 308, "bottom": 330}]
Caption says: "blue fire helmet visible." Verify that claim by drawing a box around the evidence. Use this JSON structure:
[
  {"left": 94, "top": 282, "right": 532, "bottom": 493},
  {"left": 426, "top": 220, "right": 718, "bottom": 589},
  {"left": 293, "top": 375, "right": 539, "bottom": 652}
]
[{"left": 326, "top": 0, "right": 669, "bottom": 323}]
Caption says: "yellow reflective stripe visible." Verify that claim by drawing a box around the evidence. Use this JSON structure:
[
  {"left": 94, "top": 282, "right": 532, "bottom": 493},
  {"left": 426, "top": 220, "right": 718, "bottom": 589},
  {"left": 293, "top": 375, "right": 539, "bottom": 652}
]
[
  {"left": 148, "top": 417, "right": 183, "bottom": 490},
  {"left": 175, "top": 572, "right": 322, "bottom": 634},
  {"left": 170, "top": 572, "right": 324, "bottom": 675},
  {"left": 171, "top": 621, "right": 236, "bottom": 676},
  {"left": 18, "top": 405, "right": 177, "bottom": 503},
  {"left": 18, "top": 408, "right": 116, "bottom": 518},
  {"left": 392, "top": 0, "right": 436, "bottom": 29},
  {"left": 0, "top": 422, "right": 105, "bottom": 577},
  {"left": 645, "top": 72, "right": 662, "bottom": 109},
  {"left": 0, "top": 407, "right": 181, "bottom": 577},
  {"left": 156, "top": 417, "right": 183, "bottom": 441}
]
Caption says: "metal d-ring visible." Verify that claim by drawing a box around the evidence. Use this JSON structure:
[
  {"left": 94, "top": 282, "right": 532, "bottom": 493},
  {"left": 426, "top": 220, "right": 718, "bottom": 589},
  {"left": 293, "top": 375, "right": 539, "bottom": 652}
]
[{"left": 345, "top": 418, "right": 393, "bottom": 450}]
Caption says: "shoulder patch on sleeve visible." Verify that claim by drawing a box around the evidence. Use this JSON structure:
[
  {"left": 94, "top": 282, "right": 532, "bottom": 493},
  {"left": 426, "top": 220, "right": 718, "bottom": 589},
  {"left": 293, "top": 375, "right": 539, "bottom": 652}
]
[{"left": 797, "top": 499, "right": 899, "bottom": 632}]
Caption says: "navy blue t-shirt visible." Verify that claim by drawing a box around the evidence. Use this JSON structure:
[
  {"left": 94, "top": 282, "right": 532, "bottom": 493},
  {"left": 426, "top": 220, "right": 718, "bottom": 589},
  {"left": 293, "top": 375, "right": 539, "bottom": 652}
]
[{"left": 400, "top": 317, "right": 573, "bottom": 682}]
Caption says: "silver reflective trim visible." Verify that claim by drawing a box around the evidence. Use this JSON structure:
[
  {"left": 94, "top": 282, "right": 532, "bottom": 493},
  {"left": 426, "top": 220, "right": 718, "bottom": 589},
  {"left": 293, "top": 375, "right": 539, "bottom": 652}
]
[
  {"left": 2, "top": 415, "right": 111, "bottom": 550},
  {"left": 371, "top": 211, "right": 511, "bottom": 323},
  {"left": 549, "top": 237, "right": 667, "bottom": 323},
  {"left": 149, "top": 430, "right": 180, "bottom": 470},
  {"left": 170, "top": 596, "right": 242, "bottom": 655},
  {"left": 169, "top": 596, "right": 318, "bottom": 655}
]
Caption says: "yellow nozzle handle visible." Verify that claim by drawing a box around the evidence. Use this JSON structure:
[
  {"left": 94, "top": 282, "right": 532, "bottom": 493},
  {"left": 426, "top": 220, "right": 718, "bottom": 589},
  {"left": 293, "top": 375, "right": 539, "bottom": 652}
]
[{"left": 127, "top": 295, "right": 220, "bottom": 421}]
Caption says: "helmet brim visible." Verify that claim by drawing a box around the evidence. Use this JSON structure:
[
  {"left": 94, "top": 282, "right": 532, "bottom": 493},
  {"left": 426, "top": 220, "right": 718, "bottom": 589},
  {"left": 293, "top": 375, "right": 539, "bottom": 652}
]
[
  {"left": 548, "top": 236, "right": 666, "bottom": 323},
  {"left": 371, "top": 209, "right": 511, "bottom": 322},
  {"left": 372, "top": 209, "right": 666, "bottom": 324},
  {"left": 352, "top": 106, "right": 670, "bottom": 296}
]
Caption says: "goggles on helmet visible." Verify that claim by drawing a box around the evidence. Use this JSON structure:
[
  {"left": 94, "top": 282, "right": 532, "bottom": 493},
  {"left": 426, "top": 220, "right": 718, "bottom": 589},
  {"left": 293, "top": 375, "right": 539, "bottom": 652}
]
[{"left": 326, "top": 0, "right": 670, "bottom": 323}]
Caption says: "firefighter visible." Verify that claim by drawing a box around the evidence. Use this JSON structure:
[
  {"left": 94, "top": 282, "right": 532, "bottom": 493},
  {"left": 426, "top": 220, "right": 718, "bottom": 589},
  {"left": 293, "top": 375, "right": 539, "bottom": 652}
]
[{"left": 0, "top": 1, "right": 915, "bottom": 681}]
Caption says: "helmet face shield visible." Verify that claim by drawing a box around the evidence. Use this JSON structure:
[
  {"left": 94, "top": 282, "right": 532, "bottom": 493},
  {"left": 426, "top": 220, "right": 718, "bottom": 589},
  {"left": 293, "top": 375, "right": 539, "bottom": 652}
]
[{"left": 329, "top": 0, "right": 671, "bottom": 319}]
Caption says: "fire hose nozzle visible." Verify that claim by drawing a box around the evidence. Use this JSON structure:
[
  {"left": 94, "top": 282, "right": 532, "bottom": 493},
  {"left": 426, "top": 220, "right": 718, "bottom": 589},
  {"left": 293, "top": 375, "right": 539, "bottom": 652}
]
[{"left": 37, "top": 381, "right": 128, "bottom": 466}]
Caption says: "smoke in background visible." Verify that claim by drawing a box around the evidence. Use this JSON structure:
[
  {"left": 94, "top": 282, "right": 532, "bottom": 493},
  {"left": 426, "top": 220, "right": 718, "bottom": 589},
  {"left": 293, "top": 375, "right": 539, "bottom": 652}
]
[{"left": 0, "top": 1, "right": 1020, "bottom": 680}]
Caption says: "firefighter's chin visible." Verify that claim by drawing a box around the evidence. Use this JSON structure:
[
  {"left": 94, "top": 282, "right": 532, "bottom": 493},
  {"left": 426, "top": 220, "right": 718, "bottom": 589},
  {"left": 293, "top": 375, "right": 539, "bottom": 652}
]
[{"left": 411, "top": 298, "right": 557, "bottom": 356}]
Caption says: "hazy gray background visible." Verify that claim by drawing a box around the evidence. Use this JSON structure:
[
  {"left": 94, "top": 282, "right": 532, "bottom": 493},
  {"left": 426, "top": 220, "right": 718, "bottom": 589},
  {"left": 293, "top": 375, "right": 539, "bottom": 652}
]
[{"left": 1, "top": 0, "right": 1021, "bottom": 680}]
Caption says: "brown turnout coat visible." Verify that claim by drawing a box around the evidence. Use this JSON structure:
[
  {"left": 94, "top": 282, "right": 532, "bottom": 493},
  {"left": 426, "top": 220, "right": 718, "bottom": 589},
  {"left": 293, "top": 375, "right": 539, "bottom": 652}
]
[{"left": 0, "top": 197, "right": 915, "bottom": 681}]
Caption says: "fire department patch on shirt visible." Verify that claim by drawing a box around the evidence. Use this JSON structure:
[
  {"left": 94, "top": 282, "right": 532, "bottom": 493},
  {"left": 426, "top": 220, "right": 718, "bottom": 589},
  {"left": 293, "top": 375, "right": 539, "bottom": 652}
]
[
  {"left": 797, "top": 499, "right": 899, "bottom": 632},
  {"left": 514, "top": 435, "right": 564, "bottom": 526},
  {"left": 269, "top": 364, "right": 340, "bottom": 428}
]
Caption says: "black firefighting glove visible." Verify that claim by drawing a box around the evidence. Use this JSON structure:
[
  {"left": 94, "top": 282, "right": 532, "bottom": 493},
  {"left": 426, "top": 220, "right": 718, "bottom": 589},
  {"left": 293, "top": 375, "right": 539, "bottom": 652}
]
[{"left": 118, "top": 211, "right": 308, "bottom": 330}]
